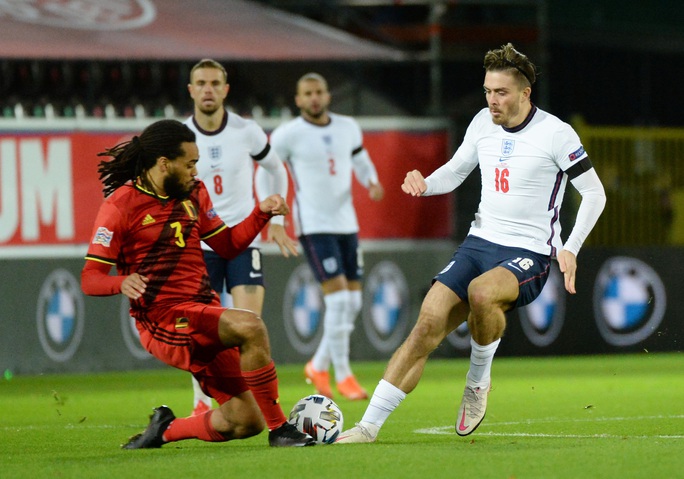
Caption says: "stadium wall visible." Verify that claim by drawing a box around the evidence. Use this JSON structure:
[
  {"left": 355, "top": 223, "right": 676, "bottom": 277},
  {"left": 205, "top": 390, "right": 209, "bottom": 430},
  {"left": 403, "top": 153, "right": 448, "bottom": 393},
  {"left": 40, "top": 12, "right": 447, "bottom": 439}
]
[
  {"left": 1, "top": 244, "right": 681, "bottom": 376},
  {"left": 1, "top": 118, "right": 681, "bottom": 375}
]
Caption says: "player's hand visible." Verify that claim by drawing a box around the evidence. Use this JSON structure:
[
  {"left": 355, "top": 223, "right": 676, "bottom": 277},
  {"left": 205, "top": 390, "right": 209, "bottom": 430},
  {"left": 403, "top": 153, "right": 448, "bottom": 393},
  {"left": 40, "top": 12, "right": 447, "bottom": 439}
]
[
  {"left": 267, "top": 223, "right": 299, "bottom": 258},
  {"left": 368, "top": 182, "right": 384, "bottom": 201},
  {"left": 557, "top": 249, "right": 577, "bottom": 294},
  {"left": 401, "top": 170, "right": 427, "bottom": 196},
  {"left": 121, "top": 273, "right": 149, "bottom": 300},
  {"left": 259, "top": 194, "right": 290, "bottom": 217}
]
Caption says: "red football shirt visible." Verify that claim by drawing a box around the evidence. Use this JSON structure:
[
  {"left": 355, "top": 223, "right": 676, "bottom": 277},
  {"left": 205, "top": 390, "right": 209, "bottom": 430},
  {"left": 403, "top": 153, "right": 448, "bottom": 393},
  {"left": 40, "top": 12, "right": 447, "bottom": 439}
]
[{"left": 84, "top": 181, "right": 266, "bottom": 310}]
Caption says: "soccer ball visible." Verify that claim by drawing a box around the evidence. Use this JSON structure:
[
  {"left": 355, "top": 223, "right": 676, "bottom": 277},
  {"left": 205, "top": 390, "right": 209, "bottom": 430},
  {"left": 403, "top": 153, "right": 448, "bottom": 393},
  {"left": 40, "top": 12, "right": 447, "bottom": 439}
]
[{"left": 288, "top": 394, "right": 344, "bottom": 444}]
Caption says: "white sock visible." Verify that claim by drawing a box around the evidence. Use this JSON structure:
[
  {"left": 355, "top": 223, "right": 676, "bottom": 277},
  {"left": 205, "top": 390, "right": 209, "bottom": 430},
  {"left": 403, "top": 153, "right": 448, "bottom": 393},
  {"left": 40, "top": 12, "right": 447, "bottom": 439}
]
[
  {"left": 312, "top": 290, "right": 349, "bottom": 373},
  {"left": 192, "top": 376, "right": 212, "bottom": 408},
  {"left": 334, "top": 290, "right": 362, "bottom": 382},
  {"left": 360, "top": 379, "right": 406, "bottom": 429},
  {"left": 347, "top": 290, "right": 362, "bottom": 331},
  {"left": 466, "top": 337, "right": 500, "bottom": 389},
  {"left": 311, "top": 335, "right": 330, "bottom": 372}
]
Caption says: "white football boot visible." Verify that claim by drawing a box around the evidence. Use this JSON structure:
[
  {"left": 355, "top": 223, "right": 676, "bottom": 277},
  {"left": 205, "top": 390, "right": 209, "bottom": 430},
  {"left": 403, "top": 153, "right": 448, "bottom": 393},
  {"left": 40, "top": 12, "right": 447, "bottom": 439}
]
[
  {"left": 455, "top": 384, "right": 490, "bottom": 436},
  {"left": 335, "top": 422, "right": 379, "bottom": 444}
]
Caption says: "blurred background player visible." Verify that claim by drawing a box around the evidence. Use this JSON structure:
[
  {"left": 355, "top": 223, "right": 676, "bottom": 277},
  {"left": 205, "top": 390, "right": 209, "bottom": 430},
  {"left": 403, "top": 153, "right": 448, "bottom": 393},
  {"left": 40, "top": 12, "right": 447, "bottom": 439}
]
[
  {"left": 185, "top": 59, "right": 297, "bottom": 415},
  {"left": 336, "top": 43, "right": 606, "bottom": 443},
  {"left": 268, "top": 72, "right": 384, "bottom": 400},
  {"left": 81, "top": 119, "right": 314, "bottom": 448}
]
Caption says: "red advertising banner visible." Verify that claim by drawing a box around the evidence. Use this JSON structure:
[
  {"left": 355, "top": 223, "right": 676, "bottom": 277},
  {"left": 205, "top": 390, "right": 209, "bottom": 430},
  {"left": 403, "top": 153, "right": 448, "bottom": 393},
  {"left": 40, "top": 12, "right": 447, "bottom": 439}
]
[
  {"left": 357, "top": 130, "right": 453, "bottom": 239},
  {"left": 0, "top": 131, "right": 134, "bottom": 247},
  {"left": 0, "top": 126, "right": 452, "bottom": 247}
]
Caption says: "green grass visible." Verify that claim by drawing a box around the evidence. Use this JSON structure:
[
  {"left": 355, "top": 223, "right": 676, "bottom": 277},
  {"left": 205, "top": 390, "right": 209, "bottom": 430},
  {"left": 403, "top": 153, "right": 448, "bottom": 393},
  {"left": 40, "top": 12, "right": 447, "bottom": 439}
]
[{"left": 2, "top": 353, "right": 683, "bottom": 478}]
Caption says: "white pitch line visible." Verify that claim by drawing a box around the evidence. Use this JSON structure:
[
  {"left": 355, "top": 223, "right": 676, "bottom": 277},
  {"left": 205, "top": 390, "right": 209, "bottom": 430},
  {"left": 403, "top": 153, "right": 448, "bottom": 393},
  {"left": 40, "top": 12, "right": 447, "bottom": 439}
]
[
  {"left": 485, "top": 414, "right": 684, "bottom": 426},
  {"left": 415, "top": 427, "right": 684, "bottom": 439},
  {"left": 415, "top": 414, "right": 684, "bottom": 439}
]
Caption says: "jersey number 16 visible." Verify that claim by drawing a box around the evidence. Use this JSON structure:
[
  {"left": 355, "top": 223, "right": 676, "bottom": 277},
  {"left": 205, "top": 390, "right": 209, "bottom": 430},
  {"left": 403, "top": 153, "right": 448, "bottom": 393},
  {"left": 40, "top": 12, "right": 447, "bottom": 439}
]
[{"left": 494, "top": 167, "right": 509, "bottom": 193}]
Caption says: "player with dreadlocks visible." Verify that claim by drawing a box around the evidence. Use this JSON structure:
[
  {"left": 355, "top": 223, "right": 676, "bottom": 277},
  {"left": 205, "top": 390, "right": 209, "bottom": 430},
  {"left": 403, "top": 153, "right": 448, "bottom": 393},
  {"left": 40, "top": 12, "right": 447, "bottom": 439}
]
[{"left": 81, "top": 119, "right": 315, "bottom": 448}]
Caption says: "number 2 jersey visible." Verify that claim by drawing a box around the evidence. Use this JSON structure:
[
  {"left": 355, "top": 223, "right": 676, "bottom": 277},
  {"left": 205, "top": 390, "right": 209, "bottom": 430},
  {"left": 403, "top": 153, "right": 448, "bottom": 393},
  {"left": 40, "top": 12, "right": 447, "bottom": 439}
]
[
  {"left": 425, "top": 105, "right": 591, "bottom": 257},
  {"left": 270, "top": 112, "right": 378, "bottom": 236}
]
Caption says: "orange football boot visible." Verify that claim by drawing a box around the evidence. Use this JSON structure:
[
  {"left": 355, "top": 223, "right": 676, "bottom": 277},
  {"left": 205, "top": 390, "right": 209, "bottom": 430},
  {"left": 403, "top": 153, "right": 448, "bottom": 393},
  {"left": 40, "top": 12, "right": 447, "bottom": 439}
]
[{"left": 304, "top": 361, "right": 334, "bottom": 398}]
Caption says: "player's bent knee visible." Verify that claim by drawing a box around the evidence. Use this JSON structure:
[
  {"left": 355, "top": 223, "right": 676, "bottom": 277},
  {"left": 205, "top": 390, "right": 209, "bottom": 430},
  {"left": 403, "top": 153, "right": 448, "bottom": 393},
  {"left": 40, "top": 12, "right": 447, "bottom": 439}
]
[
  {"left": 219, "top": 309, "right": 268, "bottom": 346},
  {"left": 467, "top": 281, "right": 497, "bottom": 310}
]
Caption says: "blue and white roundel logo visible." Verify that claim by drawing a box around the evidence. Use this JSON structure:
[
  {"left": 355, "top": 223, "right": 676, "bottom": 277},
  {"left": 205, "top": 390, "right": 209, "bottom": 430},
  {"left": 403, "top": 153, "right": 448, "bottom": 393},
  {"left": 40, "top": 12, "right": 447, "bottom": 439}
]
[
  {"left": 362, "top": 261, "right": 410, "bottom": 353},
  {"left": 518, "top": 264, "right": 565, "bottom": 347},
  {"left": 36, "top": 269, "right": 85, "bottom": 362},
  {"left": 120, "top": 297, "right": 152, "bottom": 360},
  {"left": 446, "top": 321, "right": 471, "bottom": 351},
  {"left": 593, "top": 257, "right": 666, "bottom": 346},
  {"left": 283, "top": 264, "right": 323, "bottom": 354}
]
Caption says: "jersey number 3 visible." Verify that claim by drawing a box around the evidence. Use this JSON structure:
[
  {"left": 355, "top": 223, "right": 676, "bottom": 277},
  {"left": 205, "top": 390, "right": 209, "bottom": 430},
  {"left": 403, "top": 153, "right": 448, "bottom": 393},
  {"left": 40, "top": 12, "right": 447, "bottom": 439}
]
[
  {"left": 494, "top": 167, "right": 510, "bottom": 193},
  {"left": 170, "top": 221, "right": 186, "bottom": 248}
]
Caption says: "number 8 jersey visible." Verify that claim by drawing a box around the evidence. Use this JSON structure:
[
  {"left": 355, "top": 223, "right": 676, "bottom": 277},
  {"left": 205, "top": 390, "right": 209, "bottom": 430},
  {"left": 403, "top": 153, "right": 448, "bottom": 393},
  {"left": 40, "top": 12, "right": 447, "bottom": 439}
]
[{"left": 186, "top": 111, "right": 288, "bottom": 250}]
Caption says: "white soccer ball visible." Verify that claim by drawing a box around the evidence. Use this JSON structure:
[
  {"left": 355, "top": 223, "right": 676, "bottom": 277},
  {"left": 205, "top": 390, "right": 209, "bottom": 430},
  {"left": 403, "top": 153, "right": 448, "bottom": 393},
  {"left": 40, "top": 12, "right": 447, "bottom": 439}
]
[{"left": 287, "top": 394, "right": 344, "bottom": 444}]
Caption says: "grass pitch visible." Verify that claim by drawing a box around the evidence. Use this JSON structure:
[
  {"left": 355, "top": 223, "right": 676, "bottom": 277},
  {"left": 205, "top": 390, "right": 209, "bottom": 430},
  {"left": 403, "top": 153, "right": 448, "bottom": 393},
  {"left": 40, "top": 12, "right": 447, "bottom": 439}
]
[{"left": 2, "top": 353, "right": 683, "bottom": 478}]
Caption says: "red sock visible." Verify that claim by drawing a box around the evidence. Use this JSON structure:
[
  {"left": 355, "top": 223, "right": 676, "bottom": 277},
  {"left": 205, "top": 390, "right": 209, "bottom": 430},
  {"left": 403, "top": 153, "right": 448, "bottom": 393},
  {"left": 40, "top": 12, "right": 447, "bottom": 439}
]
[
  {"left": 242, "top": 360, "right": 287, "bottom": 430},
  {"left": 162, "top": 410, "right": 226, "bottom": 443}
]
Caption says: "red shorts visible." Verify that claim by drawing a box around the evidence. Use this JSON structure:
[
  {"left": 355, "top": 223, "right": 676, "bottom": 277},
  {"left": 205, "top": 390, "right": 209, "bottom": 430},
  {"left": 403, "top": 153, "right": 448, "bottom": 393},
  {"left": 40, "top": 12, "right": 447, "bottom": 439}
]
[{"left": 133, "top": 298, "right": 248, "bottom": 404}]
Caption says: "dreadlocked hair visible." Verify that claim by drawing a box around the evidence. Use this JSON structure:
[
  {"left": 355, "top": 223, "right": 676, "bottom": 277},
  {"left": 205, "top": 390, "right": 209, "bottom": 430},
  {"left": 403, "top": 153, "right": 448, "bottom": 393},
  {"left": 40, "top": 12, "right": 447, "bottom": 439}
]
[
  {"left": 97, "top": 119, "right": 196, "bottom": 197},
  {"left": 483, "top": 42, "right": 537, "bottom": 88}
]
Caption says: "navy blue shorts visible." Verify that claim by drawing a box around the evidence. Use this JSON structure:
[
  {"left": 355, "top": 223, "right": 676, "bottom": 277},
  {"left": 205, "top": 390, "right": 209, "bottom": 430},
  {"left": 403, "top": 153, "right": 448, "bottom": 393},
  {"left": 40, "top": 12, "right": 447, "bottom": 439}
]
[
  {"left": 299, "top": 233, "right": 362, "bottom": 283},
  {"left": 203, "top": 247, "right": 264, "bottom": 294},
  {"left": 435, "top": 235, "right": 550, "bottom": 308}
]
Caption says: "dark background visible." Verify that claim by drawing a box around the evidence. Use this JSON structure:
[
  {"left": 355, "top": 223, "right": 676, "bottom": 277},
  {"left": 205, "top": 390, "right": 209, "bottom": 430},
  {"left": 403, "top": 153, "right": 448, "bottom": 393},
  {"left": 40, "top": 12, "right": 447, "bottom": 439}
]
[{"left": 2, "top": 1, "right": 683, "bottom": 127}]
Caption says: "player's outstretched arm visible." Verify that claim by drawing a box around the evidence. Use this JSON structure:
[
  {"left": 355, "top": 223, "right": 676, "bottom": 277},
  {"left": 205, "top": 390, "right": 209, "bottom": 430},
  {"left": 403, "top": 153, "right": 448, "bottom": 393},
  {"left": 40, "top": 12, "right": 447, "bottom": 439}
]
[
  {"left": 401, "top": 170, "right": 427, "bottom": 196},
  {"left": 259, "top": 194, "right": 290, "bottom": 217},
  {"left": 560, "top": 166, "right": 606, "bottom": 295},
  {"left": 205, "top": 201, "right": 276, "bottom": 260}
]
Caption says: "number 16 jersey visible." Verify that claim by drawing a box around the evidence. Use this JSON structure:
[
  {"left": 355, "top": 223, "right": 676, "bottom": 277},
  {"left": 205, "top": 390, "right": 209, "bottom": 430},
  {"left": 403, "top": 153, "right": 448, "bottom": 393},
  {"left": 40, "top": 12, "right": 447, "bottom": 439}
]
[{"left": 444, "top": 106, "right": 588, "bottom": 256}]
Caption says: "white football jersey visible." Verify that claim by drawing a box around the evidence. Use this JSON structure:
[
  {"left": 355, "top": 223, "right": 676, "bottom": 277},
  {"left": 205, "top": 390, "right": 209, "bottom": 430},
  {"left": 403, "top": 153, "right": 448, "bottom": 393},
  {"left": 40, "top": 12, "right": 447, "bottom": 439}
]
[
  {"left": 186, "top": 111, "right": 270, "bottom": 249},
  {"left": 428, "top": 106, "right": 588, "bottom": 256},
  {"left": 271, "top": 113, "right": 374, "bottom": 236}
]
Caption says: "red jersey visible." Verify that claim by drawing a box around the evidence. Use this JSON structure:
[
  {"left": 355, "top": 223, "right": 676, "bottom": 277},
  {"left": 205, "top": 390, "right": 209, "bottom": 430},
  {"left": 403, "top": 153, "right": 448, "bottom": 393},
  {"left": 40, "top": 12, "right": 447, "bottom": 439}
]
[{"left": 84, "top": 181, "right": 268, "bottom": 311}]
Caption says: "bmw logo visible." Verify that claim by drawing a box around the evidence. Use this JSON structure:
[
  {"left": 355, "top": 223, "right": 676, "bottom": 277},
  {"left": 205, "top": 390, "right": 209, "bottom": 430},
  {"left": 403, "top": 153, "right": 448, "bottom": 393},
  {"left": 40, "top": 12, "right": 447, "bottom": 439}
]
[
  {"left": 593, "top": 257, "right": 666, "bottom": 347},
  {"left": 518, "top": 264, "right": 566, "bottom": 347},
  {"left": 446, "top": 321, "right": 471, "bottom": 350},
  {"left": 120, "top": 297, "right": 152, "bottom": 360},
  {"left": 283, "top": 264, "right": 323, "bottom": 354},
  {"left": 362, "top": 261, "right": 410, "bottom": 353},
  {"left": 36, "top": 269, "right": 84, "bottom": 362}
]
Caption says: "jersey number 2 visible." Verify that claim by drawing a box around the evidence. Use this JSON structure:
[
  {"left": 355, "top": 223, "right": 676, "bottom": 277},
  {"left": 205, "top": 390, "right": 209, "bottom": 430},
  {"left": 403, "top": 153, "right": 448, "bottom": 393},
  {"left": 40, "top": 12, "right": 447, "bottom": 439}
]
[{"left": 495, "top": 167, "right": 509, "bottom": 193}]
